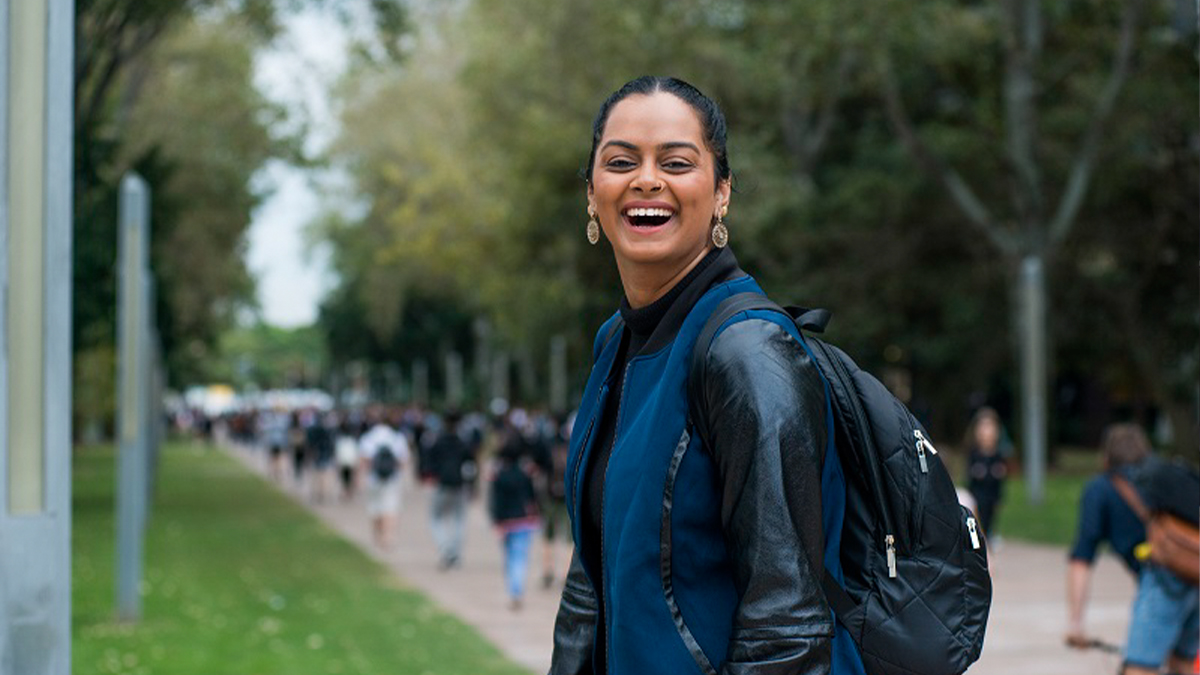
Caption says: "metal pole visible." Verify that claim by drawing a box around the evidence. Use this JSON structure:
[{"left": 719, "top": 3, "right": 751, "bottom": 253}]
[
  {"left": 116, "top": 173, "right": 150, "bottom": 621},
  {"left": 1021, "top": 255, "right": 1047, "bottom": 504}
]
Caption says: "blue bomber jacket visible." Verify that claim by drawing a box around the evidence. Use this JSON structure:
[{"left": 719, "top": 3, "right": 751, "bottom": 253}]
[{"left": 550, "top": 271, "right": 864, "bottom": 675}]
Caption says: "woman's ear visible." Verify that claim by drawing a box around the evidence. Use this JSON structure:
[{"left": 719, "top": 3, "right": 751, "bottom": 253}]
[{"left": 717, "top": 179, "right": 732, "bottom": 213}]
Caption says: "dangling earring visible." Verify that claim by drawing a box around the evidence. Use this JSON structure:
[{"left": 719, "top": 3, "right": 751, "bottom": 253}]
[
  {"left": 711, "top": 206, "right": 729, "bottom": 248},
  {"left": 587, "top": 207, "right": 600, "bottom": 245}
]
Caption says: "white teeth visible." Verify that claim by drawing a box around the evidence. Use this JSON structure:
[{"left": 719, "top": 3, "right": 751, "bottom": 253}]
[{"left": 624, "top": 207, "right": 674, "bottom": 218}]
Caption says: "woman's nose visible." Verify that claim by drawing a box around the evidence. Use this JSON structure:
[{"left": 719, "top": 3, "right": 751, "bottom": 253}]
[{"left": 632, "top": 166, "right": 664, "bottom": 193}]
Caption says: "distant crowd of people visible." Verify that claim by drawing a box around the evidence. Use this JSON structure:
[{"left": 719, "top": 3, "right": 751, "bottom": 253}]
[{"left": 197, "top": 403, "right": 575, "bottom": 611}]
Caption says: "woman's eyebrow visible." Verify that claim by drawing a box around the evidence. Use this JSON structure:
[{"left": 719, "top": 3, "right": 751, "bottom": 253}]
[
  {"left": 659, "top": 141, "right": 700, "bottom": 153},
  {"left": 600, "top": 140, "right": 700, "bottom": 153},
  {"left": 601, "top": 140, "right": 638, "bottom": 151}
]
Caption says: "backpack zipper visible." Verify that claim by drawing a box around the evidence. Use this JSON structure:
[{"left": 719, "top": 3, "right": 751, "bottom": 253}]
[
  {"left": 885, "top": 534, "right": 897, "bottom": 578},
  {"left": 966, "top": 516, "right": 981, "bottom": 550},
  {"left": 913, "top": 429, "right": 938, "bottom": 474},
  {"left": 816, "top": 339, "right": 899, "bottom": 573}
]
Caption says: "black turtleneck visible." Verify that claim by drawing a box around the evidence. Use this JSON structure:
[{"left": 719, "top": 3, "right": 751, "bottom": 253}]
[{"left": 580, "top": 246, "right": 742, "bottom": 673}]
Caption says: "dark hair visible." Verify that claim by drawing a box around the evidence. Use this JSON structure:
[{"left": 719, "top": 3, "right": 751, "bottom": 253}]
[
  {"left": 584, "top": 76, "right": 731, "bottom": 185},
  {"left": 1100, "top": 423, "right": 1151, "bottom": 471}
]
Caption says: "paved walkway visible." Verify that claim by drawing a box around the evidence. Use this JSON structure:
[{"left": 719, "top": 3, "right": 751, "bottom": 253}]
[{"left": 226, "top": 443, "right": 1138, "bottom": 675}]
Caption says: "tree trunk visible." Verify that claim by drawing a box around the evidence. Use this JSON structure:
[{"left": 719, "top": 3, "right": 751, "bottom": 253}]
[{"left": 1017, "top": 255, "right": 1048, "bottom": 503}]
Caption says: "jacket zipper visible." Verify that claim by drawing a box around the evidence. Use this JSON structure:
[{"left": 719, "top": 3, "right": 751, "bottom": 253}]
[
  {"left": 568, "top": 410, "right": 600, "bottom": 519},
  {"left": 601, "top": 361, "right": 634, "bottom": 670}
]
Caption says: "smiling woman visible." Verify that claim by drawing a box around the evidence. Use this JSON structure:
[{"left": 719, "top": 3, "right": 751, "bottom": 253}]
[{"left": 550, "top": 77, "right": 866, "bottom": 675}]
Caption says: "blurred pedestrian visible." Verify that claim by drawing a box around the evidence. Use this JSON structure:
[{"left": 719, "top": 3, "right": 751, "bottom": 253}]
[
  {"left": 489, "top": 435, "right": 540, "bottom": 610},
  {"left": 260, "top": 407, "right": 289, "bottom": 482},
  {"left": 963, "top": 407, "right": 1011, "bottom": 540},
  {"left": 334, "top": 415, "right": 361, "bottom": 501},
  {"left": 1065, "top": 423, "right": 1199, "bottom": 675},
  {"left": 308, "top": 411, "right": 337, "bottom": 503},
  {"left": 288, "top": 410, "right": 309, "bottom": 491},
  {"left": 427, "top": 410, "right": 477, "bottom": 570},
  {"left": 359, "top": 412, "right": 411, "bottom": 550},
  {"left": 536, "top": 412, "right": 571, "bottom": 589}
]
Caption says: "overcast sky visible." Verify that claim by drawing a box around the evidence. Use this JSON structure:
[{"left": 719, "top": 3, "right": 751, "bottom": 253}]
[{"left": 247, "top": 8, "right": 349, "bottom": 328}]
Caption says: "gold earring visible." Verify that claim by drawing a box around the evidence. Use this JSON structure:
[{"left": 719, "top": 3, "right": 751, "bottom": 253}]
[
  {"left": 711, "top": 209, "right": 729, "bottom": 248},
  {"left": 587, "top": 208, "right": 600, "bottom": 245}
]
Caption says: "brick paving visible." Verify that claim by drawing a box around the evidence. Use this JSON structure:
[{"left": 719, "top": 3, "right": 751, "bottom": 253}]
[{"left": 226, "top": 443, "right": 1139, "bottom": 675}]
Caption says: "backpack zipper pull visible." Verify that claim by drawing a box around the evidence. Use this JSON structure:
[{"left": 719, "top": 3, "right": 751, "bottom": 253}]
[
  {"left": 966, "top": 517, "right": 981, "bottom": 550},
  {"left": 886, "top": 534, "right": 897, "bottom": 578},
  {"left": 912, "top": 429, "right": 938, "bottom": 473}
]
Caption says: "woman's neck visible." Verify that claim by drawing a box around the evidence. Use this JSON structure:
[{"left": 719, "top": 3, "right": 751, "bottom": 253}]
[{"left": 618, "top": 246, "right": 713, "bottom": 309}]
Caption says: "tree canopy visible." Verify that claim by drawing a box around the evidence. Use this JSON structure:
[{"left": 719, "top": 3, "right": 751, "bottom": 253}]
[{"left": 313, "top": 0, "right": 1197, "bottom": 451}]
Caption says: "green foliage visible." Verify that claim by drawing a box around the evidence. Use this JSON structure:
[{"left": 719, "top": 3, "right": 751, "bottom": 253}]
[
  {"left": 314, "top": 0, "right": 1196, "bottom": 445},
  {"left": 73, "top": 442, "right": 533, "bottom": 675},
  {"left": 73, "top": 1, "right": 412, "bottom": 431},
  {"left": 211, "top": 323, "right": 327, "bottom": 389}
]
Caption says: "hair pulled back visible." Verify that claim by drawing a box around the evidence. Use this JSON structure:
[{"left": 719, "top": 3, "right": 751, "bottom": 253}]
[{"left": 585, "top": 76, "right": 731, "bottom": 185}]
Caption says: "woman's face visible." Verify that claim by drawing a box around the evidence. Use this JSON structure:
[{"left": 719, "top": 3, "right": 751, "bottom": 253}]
[
  {"left": 588, "top": 92, "right": 730, "bottom": 277},
  {"left": 975, "top": 417, "right": 1000, "bottom": 453}
]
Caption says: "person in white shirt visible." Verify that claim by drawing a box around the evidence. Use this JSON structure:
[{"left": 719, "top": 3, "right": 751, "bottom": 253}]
[{"left": 358, "top": 412, "right": 411, "bottom": 550}]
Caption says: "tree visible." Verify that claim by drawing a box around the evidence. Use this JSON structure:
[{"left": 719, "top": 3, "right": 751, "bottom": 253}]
[
  {"left": 73, "top": 0, "right": 411, "bottom": 435},
  {"left": 872, "top": 0, "right": 1196, "bottom": 491}
]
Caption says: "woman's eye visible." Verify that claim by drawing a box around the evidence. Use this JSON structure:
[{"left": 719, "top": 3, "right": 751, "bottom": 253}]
[
  {"left": 606, "top": 158, "right": 635, "bottom": 169},
  {"left": 664, "top": 160, "right": 693, "bottom": 170}
]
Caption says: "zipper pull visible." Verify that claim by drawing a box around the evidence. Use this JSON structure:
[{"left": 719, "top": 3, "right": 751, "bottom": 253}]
[
  {"left": 967, "top": 517, "right": 981, "bottom": 550},
  {"left": 913, "top": 429, "right": 938, "bottom": 473},
  {"left": 886, "top": 534, "right": 897, "bottom": 578}
]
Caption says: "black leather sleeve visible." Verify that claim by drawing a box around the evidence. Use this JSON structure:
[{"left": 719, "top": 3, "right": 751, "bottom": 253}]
[
  {"left": 548, "top": 550, "right": 597, "bottom": 675},
  {"left": 700, "top": 318, "right": 833, "bottom": 675}
]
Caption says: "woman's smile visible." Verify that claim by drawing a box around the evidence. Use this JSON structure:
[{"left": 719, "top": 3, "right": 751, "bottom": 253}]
[{"left": 621, "top": 200, "right": 677, "bottom": 234}]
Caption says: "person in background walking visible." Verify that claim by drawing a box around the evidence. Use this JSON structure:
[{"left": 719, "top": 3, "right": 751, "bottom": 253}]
[
  {"left": 334, "top": 414, "right": 361, "bottom": 501},
  {"left": 963, "top": 406, "right": 1011, "bottom": 540},
  {"left": 308, "top": 411, "right": 337, "bottom": 503},
  {"left": 427, "top": 410, "right": 477, "bottom": 570},
  {"left": 1066, "top": 423, "right": 1199, "bottom": 675},
  {"left": 489, "top": 435, "right": 540, "bottom": 611},
  {"left": 288, "top": 410, "right": 309, "bottom": 492},
  {"left": 261, "top": 407, "right": 290, "bottom": 483},
  {"left": 359, "top": 410, "right": 411, "bottom": 550},
  {"left": 535, "top": 412, "right": 572, "bottom": 589}
]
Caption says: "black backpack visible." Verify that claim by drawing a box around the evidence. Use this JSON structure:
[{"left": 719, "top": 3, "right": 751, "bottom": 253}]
[
  {"left": 692, "top": 293, "right": 992, "bottom": 675},
  {"left": 372, "top": 445, "right": 399, "bottom": 481}
]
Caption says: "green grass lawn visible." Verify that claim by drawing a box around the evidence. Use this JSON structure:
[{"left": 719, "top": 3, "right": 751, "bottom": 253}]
[{"left": 73, "top": 441, "right": 533, "bottom": 675}]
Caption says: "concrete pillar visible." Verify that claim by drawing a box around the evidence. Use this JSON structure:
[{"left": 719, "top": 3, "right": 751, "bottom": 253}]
[
  {"left": 116, "top": 173, "right": 151, "bottom": 621},
  {"left": 0, "top": 0, "right": 75, "bottom": 672}
]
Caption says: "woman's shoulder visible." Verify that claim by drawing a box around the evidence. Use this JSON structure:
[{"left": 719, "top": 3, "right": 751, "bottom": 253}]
[{"left": 700, "top": 311, "right": 824, "bottom": 409}]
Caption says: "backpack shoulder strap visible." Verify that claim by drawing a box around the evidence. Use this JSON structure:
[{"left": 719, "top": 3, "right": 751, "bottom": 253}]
[
  {"left": 1110, "top": 474, "right": 1151, "bottom": 523},
  {"left": 688, "top": 292, "right": 789, "bottom": 447}
]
